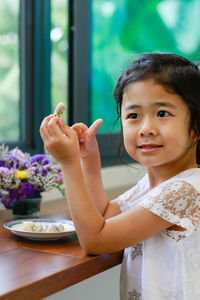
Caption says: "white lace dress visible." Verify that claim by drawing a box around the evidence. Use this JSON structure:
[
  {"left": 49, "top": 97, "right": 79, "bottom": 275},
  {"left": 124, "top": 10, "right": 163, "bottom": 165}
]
[{"left": 117, "top": 168, "right": 200, "bottom": 300}]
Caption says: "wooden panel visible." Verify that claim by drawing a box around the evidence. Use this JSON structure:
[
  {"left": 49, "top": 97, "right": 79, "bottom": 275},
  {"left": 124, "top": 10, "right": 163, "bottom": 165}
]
[
  {"left": 0, "top": 247, "right": 87, "bottom": 299},
  {"left": 0, "top": 236, "right": 18, "bottom": 253}
]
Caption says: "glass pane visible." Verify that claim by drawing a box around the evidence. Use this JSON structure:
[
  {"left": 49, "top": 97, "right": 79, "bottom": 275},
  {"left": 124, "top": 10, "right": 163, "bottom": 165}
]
[
  {"left": 91, "top": 0, "right": 200, "bottom": 133},
  {"left": 0, "top": 0, "right": 19, "bottom": 141},
  {"left": 51, "top": 0, "right": 68, "bottom": 123}
]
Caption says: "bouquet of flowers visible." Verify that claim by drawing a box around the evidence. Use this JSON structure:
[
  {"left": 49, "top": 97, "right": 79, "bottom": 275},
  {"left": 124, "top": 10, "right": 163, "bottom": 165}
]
[{"left": 0, "top": 144, "right": 65, "bottom": 209}]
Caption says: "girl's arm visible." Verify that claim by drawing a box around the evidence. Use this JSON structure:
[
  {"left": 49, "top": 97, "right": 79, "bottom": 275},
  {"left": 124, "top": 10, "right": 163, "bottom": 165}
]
[
  {"left": 71, "top": 119, "right": 107, "bottom": 215},
  {"left": 40, "top": 116, "right": 172, "bottom": 255},
  {"left": 71, "top": 119, "right": 121, "bottom": 218}
]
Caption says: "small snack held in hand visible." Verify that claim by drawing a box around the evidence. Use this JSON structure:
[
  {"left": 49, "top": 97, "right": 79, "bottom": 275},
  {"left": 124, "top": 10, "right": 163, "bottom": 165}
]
[{"left": 53, "top": 102, "right": 66, "bottom": 118}]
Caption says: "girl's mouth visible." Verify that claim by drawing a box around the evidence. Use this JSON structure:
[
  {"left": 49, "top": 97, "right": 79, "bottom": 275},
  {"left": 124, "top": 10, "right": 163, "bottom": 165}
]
[{"left": 138, "top": 144, "right": 163, "bottom": 153}]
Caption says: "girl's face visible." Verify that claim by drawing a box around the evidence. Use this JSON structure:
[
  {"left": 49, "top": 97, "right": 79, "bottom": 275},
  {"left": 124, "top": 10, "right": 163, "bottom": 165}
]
[{"left": 121, "top": 79, "right": 196, "bottom": 171}]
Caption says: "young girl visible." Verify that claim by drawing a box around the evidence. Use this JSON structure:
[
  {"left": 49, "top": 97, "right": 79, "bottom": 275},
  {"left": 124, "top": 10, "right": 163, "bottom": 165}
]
[{"left": 40, "top": 53, "right": 200, "bottom": 300}]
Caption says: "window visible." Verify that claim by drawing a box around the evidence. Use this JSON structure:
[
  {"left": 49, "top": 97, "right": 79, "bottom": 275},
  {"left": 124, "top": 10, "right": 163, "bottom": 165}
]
[
  {"left": 51, "top": 0, "right": 68, "bottom": 124},
  {"left": 1, "top": 0, "right": 200, "bottom": 165},
  {"left": 91, "top": 0, "right": 200, "bottom": 133},
  {"left": 0, "top": 0, "right": 19, "bottom": 142},
  {"left": 90, "top": 0, "right": 200, "bottom": 165},
  {"left": 19, "top": 0, "right": 51, "bottom": 153}
]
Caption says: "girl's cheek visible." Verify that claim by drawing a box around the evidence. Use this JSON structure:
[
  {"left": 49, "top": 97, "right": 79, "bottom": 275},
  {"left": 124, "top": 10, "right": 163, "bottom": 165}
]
[
  {"left": 123, "top": 125, "right": 137, "bottom": 139},
  {"left": 123, "top": 133, "right": 137, "bottom": 154}
]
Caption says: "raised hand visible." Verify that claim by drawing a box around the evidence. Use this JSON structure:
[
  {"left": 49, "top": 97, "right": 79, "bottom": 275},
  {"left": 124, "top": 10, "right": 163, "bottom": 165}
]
[
  {"left": 72, "top": 119, "right": 103, "bottom": 158},
  {"left": 40, "top": 115, "right": 80, "bottom": 165}
]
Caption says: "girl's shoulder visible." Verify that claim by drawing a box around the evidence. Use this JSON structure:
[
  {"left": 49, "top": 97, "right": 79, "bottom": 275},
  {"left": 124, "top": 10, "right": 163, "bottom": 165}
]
[
  {"left": 148, "top": 167, "right": 200, "bottom": 204},
  {"left": 118, "top": 168, "right": 200, "bottom": 212},
  {"left": 139, "top": 168, "right": 200, "bottom": 232},
  {"left": 167, "top": 168, "right": 200, "bottom": 193}
]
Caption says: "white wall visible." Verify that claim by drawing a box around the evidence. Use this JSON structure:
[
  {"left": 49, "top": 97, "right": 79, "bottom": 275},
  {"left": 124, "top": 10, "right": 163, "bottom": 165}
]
[
  {"left": 44, "top": 265, "right": 121, "bottom": 300},
  {"left": 41, "top": 162, "right": 146, "bottom": 202},
  {"left": 0, "top": 163, "right": 146, "bottom": 211}
]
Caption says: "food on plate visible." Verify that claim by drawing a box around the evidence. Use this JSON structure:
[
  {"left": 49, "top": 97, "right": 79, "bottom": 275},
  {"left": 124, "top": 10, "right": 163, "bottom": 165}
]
[
  {"left": 53, "top": 102, "right": 66, "bottom": 118},
  {"left": 34, "top": 222, "right": 43, "bottom": 232},
  {"left": 46, "top": 223, "right": 65, "bottom": 232},
  {"left": 23, "top": 221, "right": 35, "bottom": 231},
  {"left": 22, "top": 221, "right": 65, "bottom": 233}
]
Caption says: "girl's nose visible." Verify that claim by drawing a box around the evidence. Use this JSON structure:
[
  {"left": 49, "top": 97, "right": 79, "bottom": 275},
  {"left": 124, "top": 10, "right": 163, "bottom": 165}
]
[{"left": 139, "top": 117, "right": 157, "bottom": 137}]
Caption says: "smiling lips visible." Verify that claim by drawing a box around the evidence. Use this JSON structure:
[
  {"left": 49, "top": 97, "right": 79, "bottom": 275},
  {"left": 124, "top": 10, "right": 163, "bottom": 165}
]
[{"left": 138, "top": 144, "right": 163, "bottom": 153}]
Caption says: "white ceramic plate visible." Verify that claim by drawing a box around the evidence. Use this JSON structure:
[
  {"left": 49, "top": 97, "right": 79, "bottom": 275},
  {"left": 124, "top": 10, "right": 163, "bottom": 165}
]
[{"left": 4, "top": 218, "right": 76, "bottom": 240}]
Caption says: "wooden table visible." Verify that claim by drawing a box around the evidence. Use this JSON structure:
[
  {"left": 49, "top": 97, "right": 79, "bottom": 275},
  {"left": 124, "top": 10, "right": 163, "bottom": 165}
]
[{"left": 0, "top": 199, "right": 123, "bottom": 300}]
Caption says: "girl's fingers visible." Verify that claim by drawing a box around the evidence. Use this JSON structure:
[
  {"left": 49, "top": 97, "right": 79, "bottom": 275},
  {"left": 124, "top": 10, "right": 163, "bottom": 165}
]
[
  {"left": 71, "top": 125, "right": 83, "bottom": 139},
  {"left": 47, "top": 117, "right": 60, "bottom": 135},
  {"left": 72, "top": 123, "right": 88, "bottom": 131},
  {"left": 87, "top": 119, "right": 103, "bottom": 137},
  {"left": 56, "top": 117, "right": 74, "bottom": 137},
  {"left": 40, "top": 115, "right": 74, "bottom": 142},
  {"left": 72, "top": 123, "right": 88, "bottom": 142},
  {"left": 40, "top": 115, "right": 53, "bottom": 130},
  {"left": 44, "top": 117, "right": 60, "bottom": 138},
  {"left": 40, "top": 115, "right": 54, "bottom": 140}
]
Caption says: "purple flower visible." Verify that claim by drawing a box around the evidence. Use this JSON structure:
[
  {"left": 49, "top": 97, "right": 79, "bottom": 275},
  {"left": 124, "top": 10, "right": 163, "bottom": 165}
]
[
  {"left": 5, "top": 155, "right": 19, "bottom": 168},
  {"left": 0, "top": 194, "right": 13, "bottom": 209},
  {"left": 0, "top": 160, "right": 5, "bottom": 167},
  {"left": 0, "top": 144, "right": 65, "bottom": 208},
  {"left": 8, "top": 189, "right": 18, "bottom": 201},
  {"left": 41, "top": 167, "right": 48, "bottom": 176},
  {"left": 18, "top": 182, "right": 36, "bottom": 198},
  {"left": 0, "top": 193, "right": 4, "bottom": 203},
  {"left": 30, "top": 154, "right": 50, "bottom": 165}
]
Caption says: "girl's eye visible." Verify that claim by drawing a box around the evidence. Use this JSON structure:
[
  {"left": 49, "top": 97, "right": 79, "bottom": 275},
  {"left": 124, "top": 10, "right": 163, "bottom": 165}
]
[
  {"left": 127, "top": 113, "right": 139, "bottom": 119},
  {"left": 157, "top": 110, "right": 170, "bottom": 118}
]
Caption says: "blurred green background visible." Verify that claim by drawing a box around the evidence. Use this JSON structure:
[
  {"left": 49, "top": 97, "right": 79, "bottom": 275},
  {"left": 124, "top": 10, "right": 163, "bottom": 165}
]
[
  {"left": 91, "top": 0, "right": 200, "bottom": 132},
  {"left": 1, "top": 0, "right": 200, "bottom": 141}
]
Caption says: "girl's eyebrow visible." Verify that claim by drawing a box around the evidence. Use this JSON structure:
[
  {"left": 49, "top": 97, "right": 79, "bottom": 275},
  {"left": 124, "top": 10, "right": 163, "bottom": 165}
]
[
  {"left": 124, "top": 101, "right": 176, "bottom": 112},
  {"left": 153, "top": 101, "right": 176, "bottom": 109},
  {"left": 124, "top": 104, "right": 141, "bottom": 111}
]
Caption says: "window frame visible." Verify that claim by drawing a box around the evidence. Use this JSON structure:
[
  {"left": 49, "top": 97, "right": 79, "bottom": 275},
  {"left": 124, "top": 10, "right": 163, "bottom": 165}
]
[
  {"left": 69, "top": 0, "right": 130, "bottom": 166},
  {"left": 17, "top": 0, "right": 51, "bottom": 154}
]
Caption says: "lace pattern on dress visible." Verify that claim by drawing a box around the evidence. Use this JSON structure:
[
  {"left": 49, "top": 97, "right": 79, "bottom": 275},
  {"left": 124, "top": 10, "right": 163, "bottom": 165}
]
[
  {"left": 128, "top": 289, "right": 141, "bottom": 300},
  {"left": 131, "top": 243, "right": 143, "bottom": 260},
  {"left": 140, "top": 180, "right": 200, "bottom": 232},
  {"left": 118, "top": 174, "right": 149, "bottom": 212},
  {"left": 161, "top": 229, "right": 189, "bottom": 242}
]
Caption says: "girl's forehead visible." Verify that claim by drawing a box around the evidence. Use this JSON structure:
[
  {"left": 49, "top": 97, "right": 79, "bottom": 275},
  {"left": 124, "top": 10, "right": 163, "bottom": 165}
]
[
  {"left": 123, "top": 79, "right": 168, "bottom": 97},
  {"left": 121, "top": 79, "right": 189, "bottom": 111}
]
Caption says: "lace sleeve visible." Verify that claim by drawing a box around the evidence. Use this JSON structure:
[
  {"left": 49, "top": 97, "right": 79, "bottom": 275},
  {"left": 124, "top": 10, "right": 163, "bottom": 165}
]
[
  {"left": 140, "top": 180, "right": 200, "bottom": 231},
  {"left": 118, "top": 174, "right": 149, "bottom": 212},
  {"left": 117, "top": 185, "right": 139, "bottom": 212}
]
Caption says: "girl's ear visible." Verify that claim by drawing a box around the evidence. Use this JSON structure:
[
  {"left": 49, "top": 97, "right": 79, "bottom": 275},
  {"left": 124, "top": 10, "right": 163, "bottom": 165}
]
[{"left": 191, "top": 133, "right": 199, "bottom": 146}]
